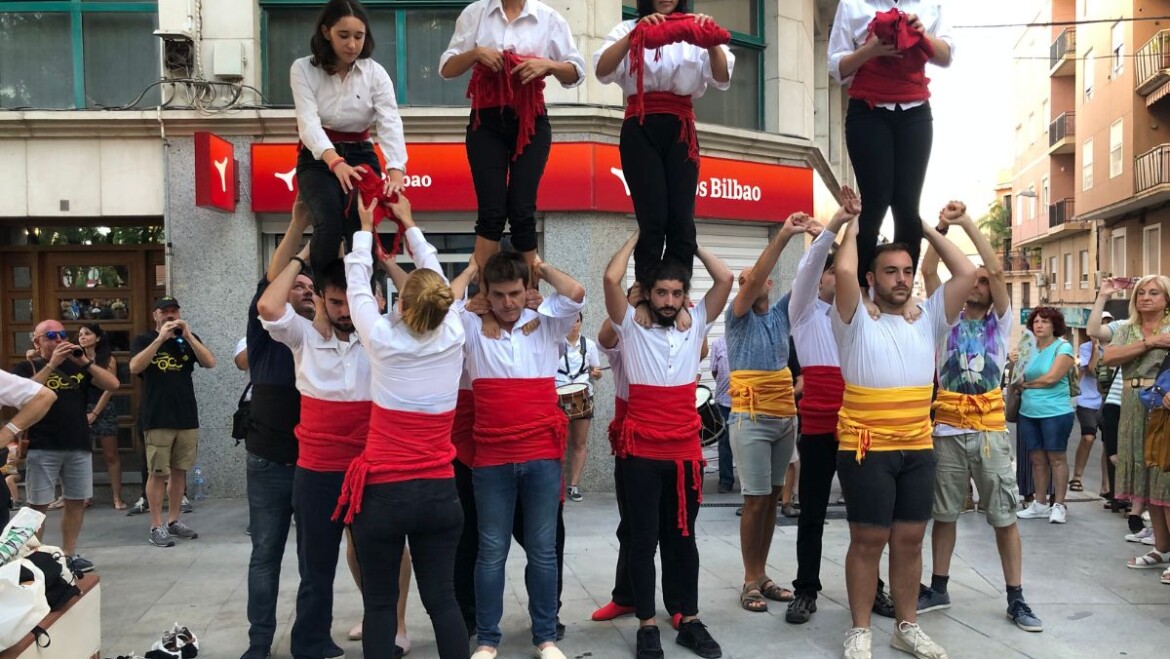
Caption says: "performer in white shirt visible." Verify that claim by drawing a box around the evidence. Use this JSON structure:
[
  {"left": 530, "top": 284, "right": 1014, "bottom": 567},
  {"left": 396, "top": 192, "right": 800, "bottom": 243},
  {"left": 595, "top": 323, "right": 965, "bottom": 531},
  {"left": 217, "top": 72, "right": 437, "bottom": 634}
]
[
  {"left": 603, "top": 232, "right": 733, "bottom": 659},
  {"left": 291, "top": 0, "right": 408, "bottom": 277},
  {"left": 440, "top": 0, "right": 585, "bottom": 285},
  {"left": 334, "top": 194, "right": 477, "bottom": 659},
  {"left": 0, "top": 371, "right": 55, "bottom": 528},
  {"left": 594, "top": 0, "right": 732, "bottom": 286},
  {"left": 556, "top": 313, "right": 603, "bottom": 502},
  {"left": 258, "top": 251, "right": 372, "bottom": 659},
  {"left": 463, "top": 250, "right": 585, "bottom": 659}
]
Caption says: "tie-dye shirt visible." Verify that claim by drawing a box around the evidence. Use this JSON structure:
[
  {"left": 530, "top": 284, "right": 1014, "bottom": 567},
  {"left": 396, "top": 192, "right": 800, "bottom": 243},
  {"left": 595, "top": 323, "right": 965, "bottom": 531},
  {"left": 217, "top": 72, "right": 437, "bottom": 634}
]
[{"left": 934, "top": 306, "right": 1012, "bottom": 436}]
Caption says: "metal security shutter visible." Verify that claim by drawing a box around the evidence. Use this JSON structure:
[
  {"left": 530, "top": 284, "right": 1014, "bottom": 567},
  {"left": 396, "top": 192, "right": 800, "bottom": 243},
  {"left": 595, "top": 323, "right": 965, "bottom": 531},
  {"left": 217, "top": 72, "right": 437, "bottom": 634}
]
[{"left": 624, "top": 221, "right": 772, "bottom": 389}]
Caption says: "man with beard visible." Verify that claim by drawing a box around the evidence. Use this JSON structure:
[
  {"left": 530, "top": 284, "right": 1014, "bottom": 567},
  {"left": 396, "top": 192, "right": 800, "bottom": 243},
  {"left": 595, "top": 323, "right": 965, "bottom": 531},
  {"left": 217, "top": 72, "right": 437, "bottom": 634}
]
[
  {"left": 916, "top": 202, "right": 1043, "bottom": 633},
  {"left": 239, "top": 206, "right": 315, "bottom": 659},
  {"left": 832, "top": 211, "right": 974, "bottom": 659},
  {"left": 603, "top": 233, "right": 733, "bottom": 659},
  {"left": 259, "top": 255, "right": 371, "bottom": 659}
]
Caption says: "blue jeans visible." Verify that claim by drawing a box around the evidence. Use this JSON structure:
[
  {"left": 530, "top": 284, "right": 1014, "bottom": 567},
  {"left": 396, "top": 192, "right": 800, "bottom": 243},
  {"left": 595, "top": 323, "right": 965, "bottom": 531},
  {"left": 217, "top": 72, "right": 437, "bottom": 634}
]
[
  {"left": 245, "top": 454, "right": 295, "bottom": 653},
  {"left": 717, "top": 404, "right": 734, "bottom": 489},
  {"left": 291, "top": 468, "right": 346, "bottom": 659},
  {"left": 472, "top": 459, "right": 561, "bottom": 648}
]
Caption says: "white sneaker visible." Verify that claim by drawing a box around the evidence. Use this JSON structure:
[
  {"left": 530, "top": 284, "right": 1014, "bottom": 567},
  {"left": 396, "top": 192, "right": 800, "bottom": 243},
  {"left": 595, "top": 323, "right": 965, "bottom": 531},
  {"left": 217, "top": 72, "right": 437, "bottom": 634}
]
[
  {"left": 1049, "top": 503, "right": 1067, "bottom": 524},
  {"left": 843, "top": 627, "right": 872, "bottom": 659},
  {"left": 890, "top": 621, "right": 948, "bottom": 659},
  {"left": 1126, "top": 527, "right": 1155, "bottom": 543},
  {"left": 1016, "top": 501, "right": 1051, "bottom": 519}
]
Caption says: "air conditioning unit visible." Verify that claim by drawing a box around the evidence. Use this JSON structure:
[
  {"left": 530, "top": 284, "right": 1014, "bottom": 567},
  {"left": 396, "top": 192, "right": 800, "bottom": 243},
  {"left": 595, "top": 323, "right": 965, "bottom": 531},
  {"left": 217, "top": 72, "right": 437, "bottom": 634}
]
[
  {"left": 1034, "top": 272, "right": 1048, "bottom": 288},
  {"left": 1094, "top": 271, "right": 1111, "bottom": 288},
  {"left": 155, "top": 0, "right": 194, "bottom": 41},
  {"left": 1039, "top": 288, "right": 1050, "bottom": 303}
]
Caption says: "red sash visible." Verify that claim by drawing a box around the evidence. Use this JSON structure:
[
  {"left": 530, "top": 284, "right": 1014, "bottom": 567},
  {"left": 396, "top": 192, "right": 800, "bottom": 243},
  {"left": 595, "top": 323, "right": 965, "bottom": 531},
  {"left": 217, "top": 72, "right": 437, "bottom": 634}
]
[
  {"left": 333, "top": 405, "right": 456, "bottom": 524},
  {"left": 295, "top": 397, "right": 371, "bottom": 472},
  {"left": 297, "top": 127, "right": 371, "bottom": 153},
  {"left": 452, "top": 388, "right": 476, "bottom": 467},
  {"left": 799, "top": 366, "right": 845, "bottom": 436},
  {"left": 848, "top": 9, "right": 933, "bottom": 108},
  {"left": 467, "top": 51, "right": 547, "bottom": 160},
  {"left": 472, "top": 378, "right": 567, "bottom": 468},
  {"left": 607, "top": 397, "right": 628, "bottom": 454},
  {"left": 624, "top": 93, "right": 700, "bottom": 165}
]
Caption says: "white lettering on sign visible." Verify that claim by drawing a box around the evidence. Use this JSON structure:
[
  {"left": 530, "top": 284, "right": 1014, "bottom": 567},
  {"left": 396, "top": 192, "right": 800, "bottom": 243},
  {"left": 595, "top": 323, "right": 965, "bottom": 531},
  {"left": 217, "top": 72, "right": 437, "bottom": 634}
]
[
  {"left": 275, "top": 168, "right": 296, "bottom": 192},
  {"left": 403, "top": 174, "right": 433, "bottom": 188},
  {"left": 214, "top": 157, "right": 229, "bottom": 193},
  {"left": 697, "top": 178, "right": 762, "bottom": 201}
]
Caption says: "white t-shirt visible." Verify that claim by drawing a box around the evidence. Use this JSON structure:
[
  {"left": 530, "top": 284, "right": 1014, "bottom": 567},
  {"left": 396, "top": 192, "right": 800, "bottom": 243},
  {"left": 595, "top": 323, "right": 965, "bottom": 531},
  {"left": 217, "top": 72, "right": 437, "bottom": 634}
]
[
  {"left": 1077, "top": 341, "right": 1103, "bottom": 409},
  {"left": 832, "top": 287, "right": 954, "bottom": 389},
  {"left": 933, "top": 307, "right": 1012, "bottom": 437},
  {"left": 234, "top": 337, "right": 251, "bottom": 402},
  {"left": 555, "top": 336, "right": 601, "bottom": 395}
]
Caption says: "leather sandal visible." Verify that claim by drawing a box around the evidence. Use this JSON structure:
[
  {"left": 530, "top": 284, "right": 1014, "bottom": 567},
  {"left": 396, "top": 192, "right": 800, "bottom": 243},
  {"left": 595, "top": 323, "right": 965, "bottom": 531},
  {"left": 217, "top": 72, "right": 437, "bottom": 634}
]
[{"left": 739, "top": 583, "right": 768, "bottom": 612}]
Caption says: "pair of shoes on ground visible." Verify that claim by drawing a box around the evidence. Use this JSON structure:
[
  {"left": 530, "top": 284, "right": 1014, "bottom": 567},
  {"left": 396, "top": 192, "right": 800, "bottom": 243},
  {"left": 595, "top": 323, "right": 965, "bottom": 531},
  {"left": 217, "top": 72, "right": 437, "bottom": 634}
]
[
  {"left": 636, "top": 619, "right": 721, "bottom": 659},
  {"left": 591, "top": 601, "right": 683, "bottom": 631},
  {"left": 844, "top": 621, "right": 949, "bottom": 659},
  {"left": 346, "top": 623, "right": 411, "bottom": 655},
  {"left": 147, "top": 623, "right": 199, "bottom": 659},
  {"left": 916, "top": 584, "right": 1043, "bottom": 632},
  {"left": 127, "top": 496, "right": 194, "bottom": 517},
  {"left": 1125, "top": 527, "right": 1156, "bottom": 545},
  {"left": 1017, "top": 501, "right": 1067, "bottom": 523},
  {"left": 150, "top": 521, "right": 198, "bottom": 547},
  {"left": 566, "top": 485, "right": 583, "bottom": 503}
]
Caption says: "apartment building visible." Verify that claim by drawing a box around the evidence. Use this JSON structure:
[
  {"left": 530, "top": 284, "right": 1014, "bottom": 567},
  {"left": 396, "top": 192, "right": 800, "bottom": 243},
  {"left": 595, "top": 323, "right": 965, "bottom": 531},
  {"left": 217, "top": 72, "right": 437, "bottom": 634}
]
[{"left": 0, "top": 0, "right": 851, "bottom": 496}]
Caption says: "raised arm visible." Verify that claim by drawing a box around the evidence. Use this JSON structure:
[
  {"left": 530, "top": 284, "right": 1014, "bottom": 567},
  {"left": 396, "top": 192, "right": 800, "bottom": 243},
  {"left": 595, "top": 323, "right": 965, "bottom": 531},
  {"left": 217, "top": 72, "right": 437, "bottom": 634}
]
[
  {"left": 834, "top": 219, "right": 863, "bottom": 323},
  {"left": 791, "top": 188, "right": 858, "bottom": 325},
  {"left": 267, "top": 197, "right": 311, "bottom": 283},
  {"left": 947, "top": 201, "right": 1009, "bottom": 316},
  {"left": 259, "top": 241, "right": 311, "bottom": 323},
  {"left": 384, "top": 194, "right": 444, "bottom": 279},
  {"left": 923, "top": 219, "right": 976, "bottom": 324},
  {"left": 598, "top": 318, "right": 619, "bottom": 350},
  {"left": 697, "top": 246, "right": 734, "bottom": 325},
  {"left": 344, "top": 196, "right": 386, "bottom": 343},
  {"left": 1088, "top": 278, "right": 1122, "bottom": 341},
  {"left": 920, "top": 243, "right": 942, "bottom": 298},
  {"left": 604, "top": 232, "right": 639, "bottom": 324},
  {"left": 732, "top": 213, "right": 807, "bottom": 318},
  {"left": 535, "top": 257, "right": 585, "bottom": 303},
  {"left": 450, "top": 258, "right": 478, "bottom": 302}
]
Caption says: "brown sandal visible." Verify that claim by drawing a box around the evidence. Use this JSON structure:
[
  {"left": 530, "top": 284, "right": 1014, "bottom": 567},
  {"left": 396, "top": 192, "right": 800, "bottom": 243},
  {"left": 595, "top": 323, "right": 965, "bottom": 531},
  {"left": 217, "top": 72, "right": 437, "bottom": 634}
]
[
  {"left": 1069, "top": 479, "right": 1084, "bottom": 492},
  {"left": 739, "top": 583, "right": 768, "bottom": 612},
  {"left": 759, "top": 578, "right": 795, "bottom": 602}
]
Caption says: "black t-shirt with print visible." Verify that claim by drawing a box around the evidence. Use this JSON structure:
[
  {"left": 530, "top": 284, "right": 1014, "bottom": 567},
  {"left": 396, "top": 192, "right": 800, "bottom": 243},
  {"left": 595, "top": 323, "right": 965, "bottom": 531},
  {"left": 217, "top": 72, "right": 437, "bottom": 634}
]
[
  {"left": 132, "top": 331, "right": 200, "bottom": 430},
  {"left": 12, "top": 360, "right": 93, "bottom": 451}
]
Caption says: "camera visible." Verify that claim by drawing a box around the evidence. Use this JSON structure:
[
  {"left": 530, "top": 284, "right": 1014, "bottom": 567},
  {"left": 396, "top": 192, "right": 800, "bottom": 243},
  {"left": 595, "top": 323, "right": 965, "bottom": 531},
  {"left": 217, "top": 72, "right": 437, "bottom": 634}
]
[
  {"left": 173, "top": 328, "right": 183, "bottom": 337},
  {"left": 71, "top": 348, "right": 84, "bottom": 358}
]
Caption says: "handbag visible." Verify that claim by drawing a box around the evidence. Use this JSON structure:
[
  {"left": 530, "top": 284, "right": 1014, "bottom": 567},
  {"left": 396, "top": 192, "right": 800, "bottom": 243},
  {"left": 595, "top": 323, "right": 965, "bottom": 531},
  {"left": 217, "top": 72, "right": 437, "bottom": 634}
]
[
  {"left": 231, "top": 383, "right": 253, "bottom": 443},
  {"left": 1062, "top": 340, "right": 1081, "bottom": 399},
  {"left": 1138, "top": 352, "right": 1170, "bottom": 412},
  {"left": 1004, "top": 362, "right": 1022, "bottom": 423},
  {"left": 0, "top": 558, "right": 50, "bottom": 651},
  {"left": 1144, "top": 407, "right": 1170, "bottom": 471}
]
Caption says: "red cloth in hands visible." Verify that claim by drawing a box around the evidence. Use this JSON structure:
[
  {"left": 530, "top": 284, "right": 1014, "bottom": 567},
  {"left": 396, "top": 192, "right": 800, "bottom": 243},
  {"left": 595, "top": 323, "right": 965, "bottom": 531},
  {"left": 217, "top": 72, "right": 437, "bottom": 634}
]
[
  {"left": 849, "top": 8, "right": 935, "bottom": 107},
  {"left": 627, "top": 14, "right": 730, "bottom": 120},
  {"left": 467, "top": 51, "right": 547, "bottom": 160},
  {"left": 350, "top": 170, "right": 407, "bottom": 263}
]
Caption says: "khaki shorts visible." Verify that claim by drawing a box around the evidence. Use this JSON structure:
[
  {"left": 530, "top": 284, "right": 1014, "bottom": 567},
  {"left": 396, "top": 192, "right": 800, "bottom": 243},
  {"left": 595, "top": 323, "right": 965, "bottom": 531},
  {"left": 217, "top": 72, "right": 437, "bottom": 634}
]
[
  {"left": 729, "top": 413, "right": 796, "bottom": 496},
  {"left": 932, "top": 430, "right": 1019, "bottom": 528},
  {"left": 145, "top": 428, "right": 199, "bottom": 476}
]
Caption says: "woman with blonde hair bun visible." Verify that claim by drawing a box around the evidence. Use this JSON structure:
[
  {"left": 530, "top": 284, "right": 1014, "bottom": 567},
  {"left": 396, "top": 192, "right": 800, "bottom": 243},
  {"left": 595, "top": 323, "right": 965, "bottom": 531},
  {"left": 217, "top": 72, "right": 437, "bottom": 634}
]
[{"left": 334, "top": 192, "right": 479, "bottom": 658}]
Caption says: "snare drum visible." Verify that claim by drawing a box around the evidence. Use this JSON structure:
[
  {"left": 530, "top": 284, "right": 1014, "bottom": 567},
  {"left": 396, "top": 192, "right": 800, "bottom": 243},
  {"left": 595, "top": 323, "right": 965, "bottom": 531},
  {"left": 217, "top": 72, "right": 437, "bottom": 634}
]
[
  {"left": 556, "top": 383, "right": 594, "bottom": 420},
  {"left": 696, "top": 385, "right": 726, "bottom": 446}
]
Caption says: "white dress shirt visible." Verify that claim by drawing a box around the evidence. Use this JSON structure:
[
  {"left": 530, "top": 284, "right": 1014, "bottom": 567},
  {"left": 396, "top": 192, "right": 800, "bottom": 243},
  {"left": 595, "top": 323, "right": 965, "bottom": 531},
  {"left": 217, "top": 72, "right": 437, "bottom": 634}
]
[
  {"left": 789, "top": 229, "right": 842, "bottom": 368},
  {"left": 345, "top": 229, "right": 465, "bottom": 414},
  {"left": 555, "top": 336, "right": 601, "bottom": 394},
  {"left": 440, "top": 0, "right": 585, "bottom": 87},
  {"left": 461, "top": 291, "right": 586, "bottom": 381},
  {"left": 290, "top": 56, "right": 408, "bottom": 170},
  {"left": 593, "top": 20, "right": 734, "bottom": 98},
  {"left": 615, "top": 299, "right": 714, "bottom": 387},
  {"left": 827, "top": 0, "right": 954, "bottom": 109},
  {"left": 261, "top": 302, "right": 371, "bottom": 402},
  {"left": 832, "top": 285, "right": 953, "bottom": 389},
  {"left": 234, "top": 337, "right": 252, "bottom": 402},
  {"left": 599, "top": 339, "right": 629, "bottom": 401},
  {"left": 0, "top": 369, "right": 44, "bottom": 409}
]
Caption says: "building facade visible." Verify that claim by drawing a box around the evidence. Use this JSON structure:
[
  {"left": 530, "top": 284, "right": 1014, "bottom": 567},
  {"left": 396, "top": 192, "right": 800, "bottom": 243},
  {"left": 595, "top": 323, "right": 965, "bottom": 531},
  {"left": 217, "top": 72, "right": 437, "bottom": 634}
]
[{"left": 0, "top": 0, "right": 851, "bottom": 497}]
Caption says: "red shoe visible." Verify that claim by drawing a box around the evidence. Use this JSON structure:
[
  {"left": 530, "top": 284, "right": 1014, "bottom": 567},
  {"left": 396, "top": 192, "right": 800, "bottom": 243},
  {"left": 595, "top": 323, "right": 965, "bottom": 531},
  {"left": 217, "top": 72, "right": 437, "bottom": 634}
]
[
  {"left": 591, "top": 601, "right": 636, "bottom": 621},
  {"left": 671, "top": 613, "right": 683, "bottom": 631}
]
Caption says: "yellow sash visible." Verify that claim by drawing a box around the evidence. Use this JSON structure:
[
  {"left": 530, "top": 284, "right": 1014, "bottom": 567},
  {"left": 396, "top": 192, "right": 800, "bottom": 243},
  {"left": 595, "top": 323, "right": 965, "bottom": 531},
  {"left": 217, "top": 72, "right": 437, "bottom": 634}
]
[
  {"left": 932, "top": 388, "right": 1007, "bottom": 433},
  {"left": 730, "top": 368, "right": 797, "bottom": 420},
  {"left": 837, "top": 383, "right": 934, "bottom": 463}
]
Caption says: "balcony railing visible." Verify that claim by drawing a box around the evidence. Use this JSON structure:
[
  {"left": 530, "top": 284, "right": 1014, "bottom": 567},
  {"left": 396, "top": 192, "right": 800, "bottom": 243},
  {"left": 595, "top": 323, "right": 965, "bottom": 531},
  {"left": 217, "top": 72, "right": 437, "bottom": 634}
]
[
  {"left": 1002, "top": 250, "right": 1041, "bottom": 272},
  {"left": 1136, "top": 29, "right": 1170, "bottom": 95},
  {"left": 1048, "top": 198, "right": 1075, "bottom": 228},
  {"left": 1050, "top": 28, "right": 1076, "bottom": 74},
  {"left": 1049, "top": 112, "right": 1075, "bottom": 147},
  {"left": 1135, "top": 144, "right": 1170, "bottom": 194}
]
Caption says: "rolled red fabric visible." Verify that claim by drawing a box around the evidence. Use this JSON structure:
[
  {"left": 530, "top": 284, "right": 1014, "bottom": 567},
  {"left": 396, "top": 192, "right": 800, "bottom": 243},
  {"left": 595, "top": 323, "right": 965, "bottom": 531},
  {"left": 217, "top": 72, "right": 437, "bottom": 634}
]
[
  {"left": 624, "top": 92, "right": 699, "bottom": 164},
  {"left": 607, "top": 396, "right": 628, "bottom": 454},
  {"left": 351, "top": 174, "right": 407, "bottom": 262},
  {"left": 848, "top": 8, "right": 935, "bottom": 108},
  {"left": 798, "top": 366, "right": 845, "bottom": 436},
  {"left": 333, "top": 405, "right": 457, "bottom": 524},
  {"left": 296, "top": 397, "right": 371, "bottom": 472},
  {"left": 467, "top": 51, "right": 547, "bottom": 160},
  {"left": 472, "top": 378, "right": 567, "bottom": 468},
  {"left": 451, "top": 388, "right": 477, "bottom": 467},
  {"left": 627, "top": 14, "right": 730, "bottom": 121}
]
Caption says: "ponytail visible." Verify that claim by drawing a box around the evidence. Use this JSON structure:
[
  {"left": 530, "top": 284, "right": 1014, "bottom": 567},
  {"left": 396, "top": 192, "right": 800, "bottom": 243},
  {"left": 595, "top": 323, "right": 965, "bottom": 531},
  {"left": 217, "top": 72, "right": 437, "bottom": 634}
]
[{"left": 400, "top": 269, "right": 454, "bottom": 335}]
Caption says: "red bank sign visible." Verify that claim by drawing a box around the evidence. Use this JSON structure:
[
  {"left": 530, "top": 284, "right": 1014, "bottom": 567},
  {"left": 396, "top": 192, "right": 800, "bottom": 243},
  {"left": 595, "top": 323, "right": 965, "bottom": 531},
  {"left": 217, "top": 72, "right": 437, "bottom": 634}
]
[
  {"left": 194, "top": 132, "right": 236, "bottom": 212},
  {"left": 250, "top": 142, "right": 812, "bottom": 222}
]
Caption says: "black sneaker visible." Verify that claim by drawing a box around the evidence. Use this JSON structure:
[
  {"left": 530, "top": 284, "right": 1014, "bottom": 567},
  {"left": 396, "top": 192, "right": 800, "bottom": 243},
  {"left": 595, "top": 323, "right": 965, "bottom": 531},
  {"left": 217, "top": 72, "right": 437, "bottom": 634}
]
[
  {"left": 872, "top": 581, "right": 895, "bottom": 618},
  {"left": 636, "top": 625, "right": 665, "bottom": 659},
  {"left": 676, "top": 619, "right": 721, "bottom": 659},
  {"left": 555, "top": 619, "right": 565, "bottom": 641},
  {"left": 238, "top": 648, "right": 270, "bottom": 659},
  {"left": 785, "top": 592, "right": 817, "bottom": 624}
]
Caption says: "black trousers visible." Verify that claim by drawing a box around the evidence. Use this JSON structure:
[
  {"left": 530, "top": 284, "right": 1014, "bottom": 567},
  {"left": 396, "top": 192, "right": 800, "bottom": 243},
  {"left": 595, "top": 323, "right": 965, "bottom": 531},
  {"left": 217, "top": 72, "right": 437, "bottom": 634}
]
[
  {"left": 465, "top": 108, "right": 551, "bottom": 253},
  {"left": 844, "top": 99, "right": 933, "bottom": 287},
  {"left": 1101, "top": 403, "right": 1121, "bottom": 494},
  {"left": 611, "top": 457, "right": 681, "bottom": 613},
  {"left": 453, "top": 459, "right": 566, "bottom": 628},
  {"left": 296, "top": 142, "right": 383, "bottom": 278},
  {"left": 350, "top": 478, "right": 466, "bottom": 659},
  {"left": 620, "top": 115, "right": 700, "bottom": 287},
  {"left": 793, "top": 432, "right": 839, "bottom": 597},
  {"left": 618, "top": 456, "right": 701, "bottom": 620},
  {"left": 290, "top": 468, "right": 346, "bottom": 659}
]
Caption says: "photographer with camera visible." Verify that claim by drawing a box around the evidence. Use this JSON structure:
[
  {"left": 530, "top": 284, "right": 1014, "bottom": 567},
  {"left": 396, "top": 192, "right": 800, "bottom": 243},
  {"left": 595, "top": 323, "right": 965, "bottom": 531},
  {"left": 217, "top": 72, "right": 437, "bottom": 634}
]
[
  {"left": 129, "top": 296, "right": 216, "bottom": 548},
  {"left": 11, "top": 320, "right": 119, "bottom": 571}
]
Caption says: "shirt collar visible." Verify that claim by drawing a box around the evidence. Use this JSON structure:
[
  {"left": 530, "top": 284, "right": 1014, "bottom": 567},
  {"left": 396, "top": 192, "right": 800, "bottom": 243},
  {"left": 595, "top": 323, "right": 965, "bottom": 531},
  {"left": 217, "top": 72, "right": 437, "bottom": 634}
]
[{"left": 488, "top": 0, "right": 538, "bottom": 23}]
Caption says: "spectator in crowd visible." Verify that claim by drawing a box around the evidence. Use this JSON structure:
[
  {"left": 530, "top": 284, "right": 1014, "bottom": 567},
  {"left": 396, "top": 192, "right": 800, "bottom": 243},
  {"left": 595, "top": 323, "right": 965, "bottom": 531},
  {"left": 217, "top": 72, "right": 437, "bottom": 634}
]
[
  {"left": 1088, "top": 305, "right": 1125, "bottom": 511},
  {"left": 708, "top": 335, "right": 734, "bottom": 493},
  {"left": 556, "top": 312, "right": 603, "bottom": 503},
  {"left": 0, "top": 369, "right": 55, "bottom": 528},
  {"left": 1071, "top": 328, "right": 1104, "bottom": 496},
  {"left": 78, "top": 323, "right": 124, "bottom": 509}
]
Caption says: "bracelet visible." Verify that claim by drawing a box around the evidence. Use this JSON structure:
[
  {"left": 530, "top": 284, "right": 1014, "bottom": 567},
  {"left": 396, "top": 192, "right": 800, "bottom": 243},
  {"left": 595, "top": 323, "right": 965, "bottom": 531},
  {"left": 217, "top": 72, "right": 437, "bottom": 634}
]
[
  {"left": 4, "top": 422, "right": 20, "bottom": 435},
  {"left": 328, "top": 157, "right": 347, "bottom": 172},
  {"left": 290, "top": 256, "right": 308, "bottom": 272}
]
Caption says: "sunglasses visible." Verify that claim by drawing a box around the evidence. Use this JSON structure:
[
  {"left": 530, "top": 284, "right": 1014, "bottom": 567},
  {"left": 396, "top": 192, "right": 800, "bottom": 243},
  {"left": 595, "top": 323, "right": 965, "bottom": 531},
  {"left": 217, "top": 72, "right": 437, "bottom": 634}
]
[{"left": 38, "top": 330, "right": 69, "bottom": 341}]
